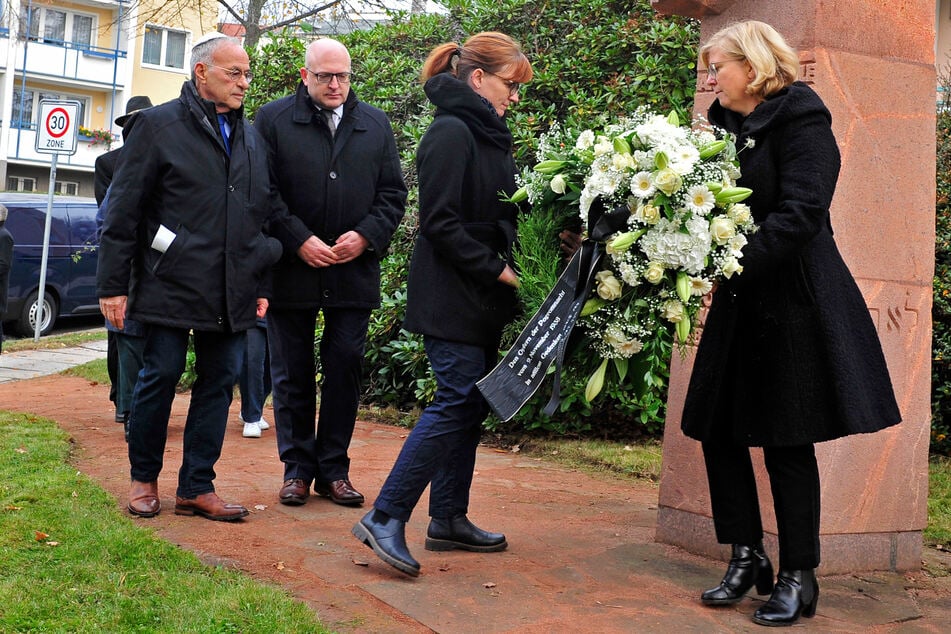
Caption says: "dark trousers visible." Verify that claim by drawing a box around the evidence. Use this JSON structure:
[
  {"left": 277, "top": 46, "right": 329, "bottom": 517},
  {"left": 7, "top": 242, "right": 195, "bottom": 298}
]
[
  {"left": 374, "top": 337, "right": 495, "bottom": 523},
  {"left": 106, "top": 328, "right": 119, "bottom": 405},
  {"left": 115, "top": 332, "right": 145, "bottom": 418},
  {"left": 238, "top": 324, "right": 270, "bottom": 422},
  {"left": 127, "top": 325, "right": 244, "bottom": 498},
  {"left": 268, "top": 306, "right": 370, "bottom": 485},
  {"left": 701, "top": 436, "right": 821, "bottom": 570}
]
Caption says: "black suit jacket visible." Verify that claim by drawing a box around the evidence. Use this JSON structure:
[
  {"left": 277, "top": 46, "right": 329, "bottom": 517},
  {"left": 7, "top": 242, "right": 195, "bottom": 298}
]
[{"left": 94, "top": 148, "right": 121, "bottom": 205}]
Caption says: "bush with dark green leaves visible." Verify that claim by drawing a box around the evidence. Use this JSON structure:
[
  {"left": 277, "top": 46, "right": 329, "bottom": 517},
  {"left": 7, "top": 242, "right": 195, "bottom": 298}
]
[
  {"left": 933, "top": 73, "right": 951, "bottom": 456},
  {"left": 246, "top": 0, "right": 701, "bottom": 438}
]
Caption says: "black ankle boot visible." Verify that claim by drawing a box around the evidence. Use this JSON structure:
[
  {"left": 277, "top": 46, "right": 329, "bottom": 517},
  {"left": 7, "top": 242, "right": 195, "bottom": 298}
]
[
  {"left": 425, "top": 514, "right": 508, "bottom": 552},
  {"left": 701, "top": 542, "right": 774, "bottom": 606},
  {"left": 752, "top": 568, "right": 818, "bottom": 626},
  {"left": 351, "top": 509, "right": 420, "bottom": 577}
]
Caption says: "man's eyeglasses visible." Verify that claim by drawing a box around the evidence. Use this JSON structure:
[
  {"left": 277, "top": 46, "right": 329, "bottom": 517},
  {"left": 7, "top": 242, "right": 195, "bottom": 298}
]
[
  {"left": 306, "top": 69, "right": 353, "bottom": 85},
  {"left": 211, "top": 65, "right": 253, "bottom": 83},
  {"left": 486, "top": 71, "right": 520, "bottom": 96}
]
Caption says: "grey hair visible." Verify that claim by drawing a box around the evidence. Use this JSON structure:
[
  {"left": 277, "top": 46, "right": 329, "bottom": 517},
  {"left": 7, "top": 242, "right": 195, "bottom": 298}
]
[
  {"left": 0, "top": 203, "right": 7, "bottom": 224},
  {"left": 190, "top": 34, "right": 242, "bottom": 78}
]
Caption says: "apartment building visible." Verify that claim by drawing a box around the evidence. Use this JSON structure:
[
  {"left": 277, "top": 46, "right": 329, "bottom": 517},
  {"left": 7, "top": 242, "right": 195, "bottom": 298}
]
[{"left": 0, "top": 0, "right": 217, "bottom": 197}]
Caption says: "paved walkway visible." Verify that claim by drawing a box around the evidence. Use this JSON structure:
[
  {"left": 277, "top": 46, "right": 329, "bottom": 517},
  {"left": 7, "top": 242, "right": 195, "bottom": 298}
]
[
  {"left": 0, "top": 338, "right": 108, "bottom": 383},
  {"left": 0, "top": 343, "right": 949, "bottom": 633}
]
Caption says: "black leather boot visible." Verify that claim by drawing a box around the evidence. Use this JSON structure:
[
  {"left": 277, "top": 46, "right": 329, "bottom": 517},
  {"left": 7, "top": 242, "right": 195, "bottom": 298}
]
[
  {"left": 351, "top": 509, "right": 420, "bottom": 577},
  {"left": 701, "top": 542, "right": 774, "bottom": 605},
  {"left": 752, "top": 568, "right": 818, "bottom": 626},
  {"left": 425, "top": 514, "right": 508, "bottom": 552}
]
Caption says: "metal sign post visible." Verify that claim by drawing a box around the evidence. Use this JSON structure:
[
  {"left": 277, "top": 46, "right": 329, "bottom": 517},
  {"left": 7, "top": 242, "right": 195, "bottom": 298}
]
[{"left": 33, "top": 99, "right": 81, "bottom": 341}]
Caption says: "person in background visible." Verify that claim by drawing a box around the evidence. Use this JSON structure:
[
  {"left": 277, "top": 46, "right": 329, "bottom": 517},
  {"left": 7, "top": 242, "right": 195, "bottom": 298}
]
[
  {"left": 681, "top": 20, "right": 901, "bottom": 626},
  {"left": 254, "top": 38, "right": 407, "bottom": 508},
  {"left": 0, "top": 204, "right": 13, "bottom": 354},
  {"left": 352, "top": 31, "right": 533, "bottom": 577},
  {"left": 237, "top": 316, "right": 271, "bottom": 438},
  {"left": 97, "top": 33, "right": 285, "bottom": 522},
  {"left": 94, "top": 95, "right": 153, "bottom": 429}
]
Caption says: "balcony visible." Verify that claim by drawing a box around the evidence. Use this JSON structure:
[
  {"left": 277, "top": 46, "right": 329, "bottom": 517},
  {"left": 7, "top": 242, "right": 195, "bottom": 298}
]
[
  {"left": 12, "top": 39, "right": 127, "bottom": 89},
  {"left": 5, "top": 126, "right": 109, "bottom": 170}
]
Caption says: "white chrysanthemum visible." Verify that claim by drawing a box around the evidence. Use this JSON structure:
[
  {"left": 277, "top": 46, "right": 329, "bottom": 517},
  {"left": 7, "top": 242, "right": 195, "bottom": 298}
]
[
  {"left": 669, "top": 143, "right": 700, "bottom": 175},
  {"left": 593, "top": 136, "right": 614, "bottom": 156},
  {"left": 630, "top": 171, "right": 655, "bottom": 198},
  {"left": 576, "top": 129, "right": 595, "bottom": 150},
  {"left": 685, "top": 185, "right": 715, "bottom": 214}
]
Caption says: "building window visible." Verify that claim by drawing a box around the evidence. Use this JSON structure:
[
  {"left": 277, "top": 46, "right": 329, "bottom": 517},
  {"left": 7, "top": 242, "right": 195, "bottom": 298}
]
[
  {"left": 21, "top": 5, "right": 95, "bottom": 49},
  {"left": 7, "top": 177, "right": 37, "bottom": 192},
  {"left": 54, "top": 181, "right": 80, "bottom": 196},
  {"left": 143, "top": 25, "right": 187, "bottom": 70},
  {"left": 12, "top": 89, "right": 88, "bottom": 130}
]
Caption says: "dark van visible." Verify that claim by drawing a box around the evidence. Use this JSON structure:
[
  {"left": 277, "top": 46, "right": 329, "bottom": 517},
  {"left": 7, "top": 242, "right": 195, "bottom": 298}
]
[{"left": 1, "top": 194, "right": 101, "bottom": 336}]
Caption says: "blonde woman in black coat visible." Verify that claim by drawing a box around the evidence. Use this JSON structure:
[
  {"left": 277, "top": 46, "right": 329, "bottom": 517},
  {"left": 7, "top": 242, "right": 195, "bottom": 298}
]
[{"left": 681, "top": 21, "right": 901, "bottom": 626}]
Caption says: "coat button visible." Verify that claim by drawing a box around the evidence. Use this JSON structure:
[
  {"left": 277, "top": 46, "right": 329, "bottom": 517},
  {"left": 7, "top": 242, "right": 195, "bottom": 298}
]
[
  {"left": 323, "top": 290, "right": 331, "bottom": 298},
  {"left": 228, "top": 185, "right": 235, "bottom": 191},
  {"left": 329, "top": 171, "right": 337, "bottom": 180},
  {"left": 217, "top": 316, "right": 223, "bottom": 325}
]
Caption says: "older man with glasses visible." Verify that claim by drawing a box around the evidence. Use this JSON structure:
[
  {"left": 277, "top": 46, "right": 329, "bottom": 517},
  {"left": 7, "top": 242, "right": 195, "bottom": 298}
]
[
  {"left": 254, "top": 38, "right": 406, "bottom": 509},
  {"left": 97, "top": 32, "right": 290, "bottom": 522}
]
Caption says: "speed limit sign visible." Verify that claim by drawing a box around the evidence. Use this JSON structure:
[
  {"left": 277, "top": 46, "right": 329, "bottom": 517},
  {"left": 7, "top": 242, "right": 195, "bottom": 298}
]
[{"left": 36, "top": 99, "right": 81, "bottom": 155}]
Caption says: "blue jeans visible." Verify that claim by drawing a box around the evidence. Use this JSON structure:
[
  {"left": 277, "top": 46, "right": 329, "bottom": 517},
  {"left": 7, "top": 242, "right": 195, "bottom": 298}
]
[
  {"left": 127, "top": 325, "right": 245, "bottom": 498},
  {"left": 238, "top": 323, "right": 270, "bottom": 421},
  {"left": 374, "top": 337, "right": 496, "bottom": 522}
]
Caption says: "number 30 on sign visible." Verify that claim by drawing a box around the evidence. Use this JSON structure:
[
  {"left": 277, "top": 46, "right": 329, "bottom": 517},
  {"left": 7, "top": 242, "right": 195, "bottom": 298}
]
[{"left": 36, "top": 99, "right": 81, "bottom": 155}]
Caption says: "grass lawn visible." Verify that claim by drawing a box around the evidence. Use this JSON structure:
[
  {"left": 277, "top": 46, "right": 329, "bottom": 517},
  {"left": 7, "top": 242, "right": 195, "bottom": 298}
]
[{"left": 0, "top": 410, "right": 329, "bottom": 633}]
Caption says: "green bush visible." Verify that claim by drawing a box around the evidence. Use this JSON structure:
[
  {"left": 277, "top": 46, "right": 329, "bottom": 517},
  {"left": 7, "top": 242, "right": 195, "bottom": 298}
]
[{"left": 934, "top": 73, "right": 951, "bottom": 456}]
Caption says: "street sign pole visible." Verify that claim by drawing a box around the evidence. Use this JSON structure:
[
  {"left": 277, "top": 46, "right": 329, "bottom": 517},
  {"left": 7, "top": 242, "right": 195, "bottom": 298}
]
[{"left": 33, "top": 99, "right": 80, "bottom": 341}]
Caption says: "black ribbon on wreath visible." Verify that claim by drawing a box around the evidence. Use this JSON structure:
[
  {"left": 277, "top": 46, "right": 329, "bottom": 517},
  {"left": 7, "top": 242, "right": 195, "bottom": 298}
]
[{"left": 477, "top": 205, "right": 630, "bottom": 422}]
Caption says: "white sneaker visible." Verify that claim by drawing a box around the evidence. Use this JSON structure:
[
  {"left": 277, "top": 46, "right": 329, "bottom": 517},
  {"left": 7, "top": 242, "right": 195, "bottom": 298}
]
[
  {"left": 242, "top": 422, "right": 262, "bottom": 438},
  {"left": 239, "top": 414, "right": 269, "bottom": 430}
]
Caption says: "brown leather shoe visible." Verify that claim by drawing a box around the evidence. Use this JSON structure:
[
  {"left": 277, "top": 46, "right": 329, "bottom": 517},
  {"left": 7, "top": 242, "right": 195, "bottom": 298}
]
[
  {"left": 279, "top": 478, "right": 310, "bottom": 506},
  {"left": 315, "top": 479, "right": 365, "bottom": 506},
  {"left": 174, "top": 492, "right": 248, "bottom": 521},
  {"left": 128, "top": 480, "right": 160, "bottom": 517}
]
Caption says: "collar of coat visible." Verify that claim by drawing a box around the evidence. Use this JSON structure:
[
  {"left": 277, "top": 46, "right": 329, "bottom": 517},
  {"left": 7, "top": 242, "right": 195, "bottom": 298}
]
[
  {"left": 180, "top": 80, "right": 244, "bottom": 134},
  {"left": 291, "top": 82, "right": 359, "bottom": 125},
  {"left": 423, "top": 72, "right": 512, "bottom": 151},
  {"left": 708, "top": 81, "right": 832, "bottom": 140}
]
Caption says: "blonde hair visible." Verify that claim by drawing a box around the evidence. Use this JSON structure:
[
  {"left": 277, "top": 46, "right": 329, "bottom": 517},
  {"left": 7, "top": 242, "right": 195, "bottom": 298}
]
[
  {"left": 421, "top": 31, "right": 533, "bottom": 84},
  {"left": 700, "top": 20, "right": 799, "bottom": 99}
]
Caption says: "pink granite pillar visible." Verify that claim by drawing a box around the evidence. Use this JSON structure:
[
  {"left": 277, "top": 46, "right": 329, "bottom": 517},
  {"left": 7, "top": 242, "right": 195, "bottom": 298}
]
[{"left": 651, "top": 0, "right": 936, "bottom": 573}]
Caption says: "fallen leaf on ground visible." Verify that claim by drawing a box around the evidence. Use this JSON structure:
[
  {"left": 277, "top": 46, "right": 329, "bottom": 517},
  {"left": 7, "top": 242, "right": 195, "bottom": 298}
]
[
  {"left": 483, "top": 582, "right": 496, "bottom": 588},
  {"left": 34, "top": 531, "right": 49, "bottom": 541},
  {"left": 46, "top": 541, "right": 59, "bottom": 546},
  {"left": 253, "top": 504, "right": 267, "bottom": 511},
  {"left": 274, "top": 561, "right": 285, "bottom": 570},
  {"left": 352, "top": 558, "right": 369, "bottom": 567},
  {"left": 5, "top": 505, "right": 22, "bottom": 511}
]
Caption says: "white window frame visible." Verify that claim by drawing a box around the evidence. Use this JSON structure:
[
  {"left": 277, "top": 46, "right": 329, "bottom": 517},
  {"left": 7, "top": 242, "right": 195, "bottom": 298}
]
[
  {"left": 54, "top": 180, "right": 80, "bottom": 196},
  {"left": 22, "top": 5, "right": 97, "bottom": 49},
  {"left": 141, "top": 24, "right": 189, "bottom": 72},
  {"left": 8, "top": 176, "right": 37, "bottom": 192},
  {"left": 11, "top": 89, "right": 89, "bottom": 130}
]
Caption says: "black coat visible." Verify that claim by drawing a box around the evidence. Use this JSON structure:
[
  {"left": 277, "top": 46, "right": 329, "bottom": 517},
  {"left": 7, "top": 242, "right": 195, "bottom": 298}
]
[
  {"left": 96, "top": 81, "right": 283, "bottom": 333},
  {"left": 402, "top": 73, "right": 521, "bottom": 347},
  {"left": 253, "top": 84, "right": 407, "bottom": 309},
  {"left": 681, "top": 83, "right": 901, "bottom": 446},
  {"left": 94, "top": 148, "right": 119, "bottom": 205},
  {"left": 0, "top": 225, "right": 12, "bottom": 314}
]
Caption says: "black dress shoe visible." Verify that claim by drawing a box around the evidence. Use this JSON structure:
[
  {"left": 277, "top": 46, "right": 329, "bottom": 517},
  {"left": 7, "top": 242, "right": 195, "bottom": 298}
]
[
  {"left": 701, "top": 542, "right": 774, "bottom": 606},
  {"left": 351, "top": 509, "right": 420, "bottom": 577},
  {"left": 115, "top": 411, "right": 127, "bottom": 424},
  {"left": 752, "top": 569, "right": 818, "bottom": 626},
  {"left": 425, "top": 514, "right": 507, "bottom": 552},
  {"left": 315, "top": 479, "right": 365, "bottom": 506}
]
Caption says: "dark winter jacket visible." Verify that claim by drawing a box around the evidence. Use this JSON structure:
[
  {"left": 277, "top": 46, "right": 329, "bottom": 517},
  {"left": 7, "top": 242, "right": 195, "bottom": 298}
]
[
  {"left": 96, "top": 81, "right": 284, "bottom": 333},
  {"left": 253, "top": 83, "right": 406, "bottom": 309},
  {"left": 402, "top": 73, "right": 521, "bottom": 347},
  {"left": 681, "top": 82, "right": 901, "bottom": 446}
]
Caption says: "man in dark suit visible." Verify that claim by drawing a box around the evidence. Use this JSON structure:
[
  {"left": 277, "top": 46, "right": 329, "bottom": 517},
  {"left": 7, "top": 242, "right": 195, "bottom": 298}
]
[
  {"left": 254, "top": 38, "right": 406, "bottom": 507},
  {"left": 0, "top": 204, "right": 13, "bottom": 354},
  {"left": 94, "top": 95, "right": 152, "bottom": 423}
]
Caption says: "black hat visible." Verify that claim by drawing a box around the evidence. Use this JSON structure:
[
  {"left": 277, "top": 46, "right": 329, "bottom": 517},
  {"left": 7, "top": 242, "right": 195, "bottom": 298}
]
[{"left": 115, "top": 96, "right": 153, "bottom": 127}]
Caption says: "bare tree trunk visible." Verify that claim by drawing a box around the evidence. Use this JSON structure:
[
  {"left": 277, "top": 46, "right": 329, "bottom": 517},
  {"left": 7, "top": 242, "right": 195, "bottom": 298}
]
[{"left": 411, "top": 0, "right": 426, "bottom": 12}]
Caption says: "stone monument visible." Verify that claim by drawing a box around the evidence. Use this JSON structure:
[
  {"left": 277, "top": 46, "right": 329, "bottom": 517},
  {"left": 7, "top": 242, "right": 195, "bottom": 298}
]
[{"left": 651, "top": 0, "right": 936, "bottom": 573}]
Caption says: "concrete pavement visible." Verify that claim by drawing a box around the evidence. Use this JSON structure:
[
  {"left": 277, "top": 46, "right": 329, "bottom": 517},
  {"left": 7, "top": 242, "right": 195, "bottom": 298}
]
[{"left": 0, "top": 338, "right": 107, "bottom": 383}]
